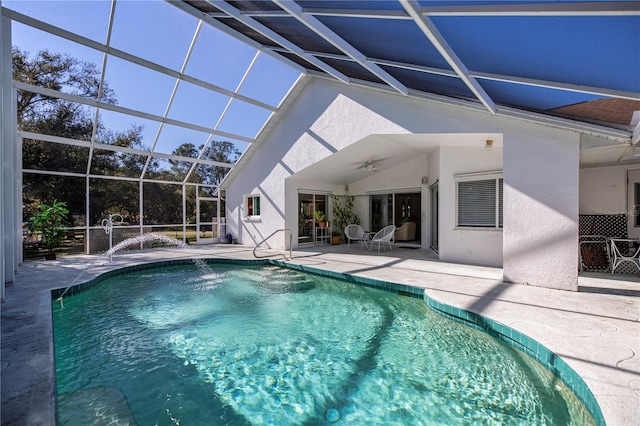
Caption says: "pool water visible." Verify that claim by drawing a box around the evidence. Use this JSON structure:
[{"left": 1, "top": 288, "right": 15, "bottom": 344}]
[{"left": 53, "top": 264, "right": 595, "bottom": 425}]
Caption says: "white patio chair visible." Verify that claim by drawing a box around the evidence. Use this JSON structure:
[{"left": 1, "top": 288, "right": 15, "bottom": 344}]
[
  {"left": 609, "top": 238, "right": 640, "bottom": 274},
  {"left": 368, "top": 225, "right": 396, "bottom": 253},
  {"left": 344, "top": 224, "right": 367, "bottom": 249}
]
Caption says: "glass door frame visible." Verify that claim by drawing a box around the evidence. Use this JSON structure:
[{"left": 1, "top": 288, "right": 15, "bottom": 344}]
[
  {"left": 298, "top": 192, "right": 328, "bottom": 245},
  {"left": 430, "top": 181, "right": 439, "bottom": 253},
  {"left": 368, "top": 190, "right": 422, "bottom": 245}
]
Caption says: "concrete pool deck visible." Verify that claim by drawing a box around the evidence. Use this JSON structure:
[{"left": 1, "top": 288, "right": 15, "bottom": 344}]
[{"left": 1, "top": 244, "right": 639, "bottom": 425}]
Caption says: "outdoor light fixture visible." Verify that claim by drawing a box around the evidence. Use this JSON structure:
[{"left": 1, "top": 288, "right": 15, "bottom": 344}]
[
  {"left": 364, "top": 162, "right": 376, "bottom": 172},
  {"left": 484, "top": 139, "right": 494, "bottom": 151}
]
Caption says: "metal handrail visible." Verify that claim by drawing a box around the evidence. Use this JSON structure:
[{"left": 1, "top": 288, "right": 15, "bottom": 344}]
[{"left": 253, "top": 228, "right": 292, "bottom": 260}]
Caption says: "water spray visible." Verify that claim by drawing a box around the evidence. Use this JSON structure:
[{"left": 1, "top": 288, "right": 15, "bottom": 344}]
[{"left": 55, "top": 233, "right": 191, "bottom": 307}]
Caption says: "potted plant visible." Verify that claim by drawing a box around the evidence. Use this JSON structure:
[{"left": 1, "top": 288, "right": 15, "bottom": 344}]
[
  {"left": 331, "top": 195, "right": 360, "bottom": 240},
  {"left": 29, "top": 200, "right": 69, "bottom": 260},
  {"left": 331, "top": 230, "right": 342, "bottom": 245},
  {"left": 314, "top": 210, "right": 327, "bottom": 228}
]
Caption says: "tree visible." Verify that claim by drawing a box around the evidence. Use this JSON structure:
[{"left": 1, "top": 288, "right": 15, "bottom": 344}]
[
  {"left": 15, "top": 47, "right": 110, "bottom": 221},
  {"left": 181, "top": 141, "right": 241, "bottom": 197},
  {"left": 15, "top": 47, "right": 241, "bottom": 230},
  {"left": 14, "top": 47, "right": 149, "bottom": 224},
  {"left": 13, "top": 47, "right": 116, "bottom": 126}
]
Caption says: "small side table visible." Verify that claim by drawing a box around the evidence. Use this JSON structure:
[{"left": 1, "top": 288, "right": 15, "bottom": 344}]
[{"left": 315, "top": 226, "right": 331, "bottom": 245}]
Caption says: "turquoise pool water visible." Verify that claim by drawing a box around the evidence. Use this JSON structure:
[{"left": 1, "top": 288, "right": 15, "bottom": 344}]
[{"left": 53, "top": 263, "right": 595, "bottom": 425}]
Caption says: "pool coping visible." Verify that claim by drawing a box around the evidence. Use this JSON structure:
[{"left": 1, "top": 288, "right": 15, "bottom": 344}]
[
  {"left": 51, "top": 257, "right": 604, "bottom": 425},
  {"left": 2, "top": 245, "right": 638, "bottom": 425}
]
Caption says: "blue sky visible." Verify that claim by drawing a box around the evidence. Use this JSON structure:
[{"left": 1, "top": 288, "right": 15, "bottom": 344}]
[
  {"left": 5, "top": 0, "right": 639, "bottom": 155},
  {"left": 4, "top": 0, "right": 302, "bottom": 157}
]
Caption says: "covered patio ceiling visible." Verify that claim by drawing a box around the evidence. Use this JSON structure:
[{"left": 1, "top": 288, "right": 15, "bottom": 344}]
[
  {"left": 175, "top": 0, "right": 640, "bottom": 129},
  {"left": 290, "top": 132, "right": 636, "bottom": 187},
  {"left": 289, "top": 133, "right": 502, "bottom": 186}
]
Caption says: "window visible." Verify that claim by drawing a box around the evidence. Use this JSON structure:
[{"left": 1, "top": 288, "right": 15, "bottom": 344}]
[
  {"left": 244, "top": 194, "right": 260, "bottom": 217},
  {"left": 456, "top": 173, "right": 503, "bottom": 228}
]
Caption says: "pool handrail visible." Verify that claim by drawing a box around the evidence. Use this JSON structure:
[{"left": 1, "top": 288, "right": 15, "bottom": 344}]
[{"left": 253, "top": 229, "right": 292, "bottom": 260}]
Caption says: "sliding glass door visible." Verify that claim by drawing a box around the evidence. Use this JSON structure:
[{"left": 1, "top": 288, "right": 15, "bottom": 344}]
[
  {"left": 430, "top": 183, "right": 438, "bottom": 252},
  {"left": 298, "top": 193, "right": 327, "bottom": 244},
  {"left": 370, "top": 192, "right": 421, "bottom": 244},
  {"left": 370, "top": 194, "right": 393, "bottom": 233}
]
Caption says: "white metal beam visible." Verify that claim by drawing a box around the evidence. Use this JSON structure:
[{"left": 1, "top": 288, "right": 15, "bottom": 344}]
[
  {"left": 18, "top": 131, "right": 235, "bottom": 169},
  {"left": 13, "top": 81, "right": 255, "bottom": 144},
  {"left": 373, "top": 57, "right": 640, "bottom": 101},
  {"left": 3, "top": 8, "right": 277, "bottom": 113},
  {"left": 207, "top": 0, "right": 350, "bottom": 83},
  {"left": 140, "top": 16, "right": 205, "bottom": 181},
  {"left": 86, "top": 0, "right": 118, "bottom": 176},
  {"left": 166, "top": 0, "right": 306, "bottom": 74},
  {"left": 399, "top": 0, "right": 496, "bottom": 114},
  {"left": 632, "top": 112, "right": 640, "bottom": 145},
  {"left": 419, "top": 1, "right": 640, "bottom": 17},
  {"left": 23, "top": 168, "right": 220, "bottom": 189},
  {"left": 1, "top": 12, "right": 15, "bottom": 297},
  {"left": 472, "top": 71, "right": 640, "bottom": 102},
  {"left": 303, "top": 2, "right": 640, "bottom": 18},
  {"left": 273, "top": 0, "right": 409, "bottom": 96}
]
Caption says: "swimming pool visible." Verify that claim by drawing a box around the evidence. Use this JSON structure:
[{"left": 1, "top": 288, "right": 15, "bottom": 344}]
[{"left": 52, "top": 260, "right": 597, "bottom": 425}]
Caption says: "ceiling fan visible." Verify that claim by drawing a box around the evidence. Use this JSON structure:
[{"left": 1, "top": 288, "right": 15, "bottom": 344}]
[
  {"left": 355, "top": 158, "right": 389, "bottom": 172},
  {"left": 361, "top": 161, "right": 376, "bottom": 172}
]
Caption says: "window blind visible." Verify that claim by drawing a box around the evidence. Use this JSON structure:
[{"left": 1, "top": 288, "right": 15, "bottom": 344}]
[
  {"left": 498, "top": 178, "right": 503, "bottom": 227},
  {"left": 458, "top": 179, "right": 497, "bottom": 227}
]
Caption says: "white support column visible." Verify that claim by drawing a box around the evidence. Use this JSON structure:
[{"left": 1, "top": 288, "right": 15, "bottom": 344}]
[
  {"left": 503, "top": 129, "right": 580, "bottom": 291},
  {"left": 85, "top": 175, "right": 90, "bottom": 253},
  {"left": 182, "top": 184, "right": 186, "bottom": 244},
  {"left": 1, "top": 12, "right": 16, "bottom": 299}
]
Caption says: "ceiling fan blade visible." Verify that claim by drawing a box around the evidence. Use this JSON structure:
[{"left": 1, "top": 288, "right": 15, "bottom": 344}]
[{"left": 370, "top": 156, "right": 392, "bottom": 164}]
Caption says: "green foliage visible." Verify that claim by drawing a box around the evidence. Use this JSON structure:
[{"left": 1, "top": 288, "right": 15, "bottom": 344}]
[
  {"left": 29, "top": 201, "right": 70, "bottom": 254},
  {"left": 13, "top": 47, "right": 116, "bottom": 127},
  {"left": 331, "top": 195, "right": 360, "bottom": 236},
  {"left": 314, "top": 210, "right": 327, "bottom": 223},
  {"left": 15, "top": 47, "right": 241, "bottom": 227},
  {"left": 170, "top": 141, "right": 241, "bottom": 187}
]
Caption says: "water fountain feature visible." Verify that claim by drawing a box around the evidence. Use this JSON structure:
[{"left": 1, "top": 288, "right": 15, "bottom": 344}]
[
  {"left": 55, "top": 232, "right": 205, "bottom": 306},
  {"left": 101, "top": 213, "right": 124, "bottom": 264}
]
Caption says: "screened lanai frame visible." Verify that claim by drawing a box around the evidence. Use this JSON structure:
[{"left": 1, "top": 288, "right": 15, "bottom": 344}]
[
  {"left": 2, "top": 0, "right": 639, "bottom": 300},
  {"left": 1, "top": 1, "right": 304, "bottom": 257},
  {"left": 183, "top": 0, "right": 639, "bottom": 115}
]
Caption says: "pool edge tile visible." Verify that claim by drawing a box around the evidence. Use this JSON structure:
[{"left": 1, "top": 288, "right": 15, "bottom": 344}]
[{"left": 421, "top": 291, "right": 605, "bottom": 426}]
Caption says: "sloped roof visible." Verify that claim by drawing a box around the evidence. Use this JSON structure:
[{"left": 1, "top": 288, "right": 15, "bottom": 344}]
[
  {"left": 549, "top": 98, "right": 640, "bottom": 127},
  {"left": 178, "top": 0, "right": 640, "bottom": 127}
]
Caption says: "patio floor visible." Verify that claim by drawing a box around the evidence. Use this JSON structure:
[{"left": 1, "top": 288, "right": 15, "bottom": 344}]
[{"left": 1, "top": 243, "right": 638, "bottom": 425}]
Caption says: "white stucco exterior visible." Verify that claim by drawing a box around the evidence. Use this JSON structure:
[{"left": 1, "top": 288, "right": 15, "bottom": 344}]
[
  {"left": 223, "top": 76, "right": 632, "bottom": 291},
  {"left": 580, "top": 165, "right": 629, "bottom": 215},
  {"left": 503, "top": 126, "right": 580, "bottom": 290}
]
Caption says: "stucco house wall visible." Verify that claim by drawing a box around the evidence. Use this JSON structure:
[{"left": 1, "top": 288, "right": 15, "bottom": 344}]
[
  {"left": 502, "top": 125, "right": 580, "bottom": 291},
  {"left": 224, "top": 76, "right": 582, "bottom": 290},
  {"left": 579, "top": 165, "right": 629, "bottom": 215},
  {"left": 438, "top": 146, "right": 504, "bottom": 268}
]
